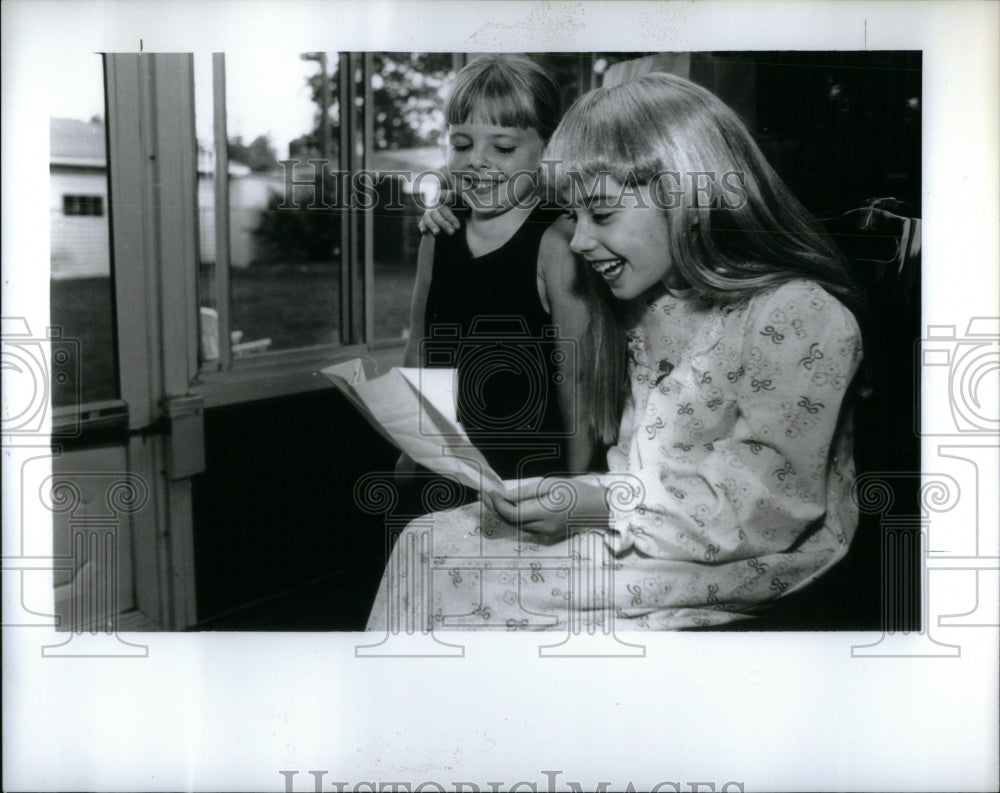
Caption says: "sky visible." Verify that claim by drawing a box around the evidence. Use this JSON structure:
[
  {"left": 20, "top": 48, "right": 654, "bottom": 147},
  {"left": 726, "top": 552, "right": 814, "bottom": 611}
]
[{"left": 49, "top": 50, "right": 321, "bottom": 158}]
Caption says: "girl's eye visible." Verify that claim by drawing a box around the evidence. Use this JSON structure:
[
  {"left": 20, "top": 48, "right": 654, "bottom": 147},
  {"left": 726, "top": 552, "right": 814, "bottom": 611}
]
[
  {"left": 562, "top": 209, "right": 578, "bottom": 222},
  {"left": 451, "top": 143, "right": 471, "bottom": 152},
  {"left": 494, "top": 146, "right": 516, "bottom": 155},
  {"left": 592, "top": 212, "right": 613, "bottom": 224}
]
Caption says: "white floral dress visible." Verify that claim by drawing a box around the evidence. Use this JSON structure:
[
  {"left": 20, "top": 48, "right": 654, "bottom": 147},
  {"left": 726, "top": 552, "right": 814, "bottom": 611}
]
[{"left": 366, "top": 280, "right": 864, "bottom": 631}]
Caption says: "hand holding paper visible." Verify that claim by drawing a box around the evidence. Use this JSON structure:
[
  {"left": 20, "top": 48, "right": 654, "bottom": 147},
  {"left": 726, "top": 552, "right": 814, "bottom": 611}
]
[{"left": 489, "top": 475, "right": 610, "bottom": 540}]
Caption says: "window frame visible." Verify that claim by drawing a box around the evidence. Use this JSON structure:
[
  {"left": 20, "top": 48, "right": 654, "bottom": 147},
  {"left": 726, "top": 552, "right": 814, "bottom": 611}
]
[
  {"left": 62, "top": 194, "right": 105, "bottom": 216},
  {"left": 101, "top": 51, "right": 598, "bottom": 413},
  {"left": 185, "top": 51, "right": 406, "bottom": 407}
]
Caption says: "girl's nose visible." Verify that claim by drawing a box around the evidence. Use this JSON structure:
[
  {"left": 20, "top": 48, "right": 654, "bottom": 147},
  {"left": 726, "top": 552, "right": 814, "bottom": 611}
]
[
  {"left": 469, "top": 145, "right": 492, "bottom": 171},
  {"left": 569, "top": 220, "right": 596, "bottom": 254}
]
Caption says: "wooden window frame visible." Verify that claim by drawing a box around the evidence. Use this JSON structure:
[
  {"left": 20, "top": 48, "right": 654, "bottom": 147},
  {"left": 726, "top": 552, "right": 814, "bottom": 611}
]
[{"left": 103, "top": 51, "right": 599, "bottom": 413}]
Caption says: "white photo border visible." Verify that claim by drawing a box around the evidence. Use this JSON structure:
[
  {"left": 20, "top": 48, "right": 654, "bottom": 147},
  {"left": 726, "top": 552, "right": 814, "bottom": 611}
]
[{"left": 2, "top": 1, "right": 998, "bottom": 791}]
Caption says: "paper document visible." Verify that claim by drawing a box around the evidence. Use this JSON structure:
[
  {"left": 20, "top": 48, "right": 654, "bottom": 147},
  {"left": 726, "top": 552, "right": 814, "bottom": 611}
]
[{"left": 321, "top": 359, "right": 506, "bottom": 497}]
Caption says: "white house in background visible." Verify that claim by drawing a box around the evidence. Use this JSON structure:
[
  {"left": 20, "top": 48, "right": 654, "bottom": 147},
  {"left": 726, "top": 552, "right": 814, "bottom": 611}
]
[
  {"left": 50, "top": 118, "right": 111, "bottom": 279},
  {"left": 51, "top": 118, "right": 449, "bottom": 279},
  {"left": 195, "top": 146, "right": 285, "bottom": 268},
  {"left": 50, "top": 118, "right": 284, "bottom": 278}
]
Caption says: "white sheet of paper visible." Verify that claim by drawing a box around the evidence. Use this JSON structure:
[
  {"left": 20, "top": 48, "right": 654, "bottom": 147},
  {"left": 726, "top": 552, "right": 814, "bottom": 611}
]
[
  {"left": 322, "top": 361, "right": 505, "bottom": 497},
  {"left": 398, "top": 366, "right": 458, "bottom": 426},
  {"left": 322, "top": 357, "right": 366, "bottom": 385}
]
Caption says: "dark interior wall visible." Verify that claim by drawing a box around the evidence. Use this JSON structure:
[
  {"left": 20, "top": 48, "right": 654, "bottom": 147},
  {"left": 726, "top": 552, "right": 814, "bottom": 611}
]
[
  {"left": 191, "top": 388, "right": 399, "bottom": 629},
  {"left": 750, "top": 51, "right": 922, "bottom": 217}
]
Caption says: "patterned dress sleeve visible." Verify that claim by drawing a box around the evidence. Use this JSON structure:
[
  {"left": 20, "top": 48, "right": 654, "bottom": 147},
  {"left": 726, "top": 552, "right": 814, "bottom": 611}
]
[{"left": 605, "top": 282, "right": 863, "bottom": 564}]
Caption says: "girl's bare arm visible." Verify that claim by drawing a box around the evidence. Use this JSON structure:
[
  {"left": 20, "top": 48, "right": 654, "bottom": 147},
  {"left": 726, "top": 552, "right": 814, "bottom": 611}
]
[
  {"left": 537, "top": 220, "right": 596, "bottom": 473},
  {"left": 395, "top": 234, "right": 437, "bottom": 477},
  {"left": 403, "top": 233, "right": 436, "bottom": 367}
]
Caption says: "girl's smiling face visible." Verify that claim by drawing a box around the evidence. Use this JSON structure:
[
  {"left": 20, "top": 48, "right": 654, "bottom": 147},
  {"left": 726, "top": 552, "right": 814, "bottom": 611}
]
[
  {"left": 565, "top": 177, "right": 687, "bottom": 301},
  {"left": 447, "top": 121, "right": 544, "bottom": 214}
]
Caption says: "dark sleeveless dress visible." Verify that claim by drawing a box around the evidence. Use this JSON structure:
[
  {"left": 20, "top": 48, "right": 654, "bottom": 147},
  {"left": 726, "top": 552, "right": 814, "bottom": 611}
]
[{"left": 422, "top": 202, "right": 569, "bottom": 480}]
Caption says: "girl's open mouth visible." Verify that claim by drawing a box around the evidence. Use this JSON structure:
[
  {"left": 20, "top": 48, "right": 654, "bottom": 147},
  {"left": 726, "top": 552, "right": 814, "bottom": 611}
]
[
  {"left": 460, "top": 175, "right": 503, "bottom": 191},
  {"left": 589, "top": 257, "right": 626, "bottom": 280}
]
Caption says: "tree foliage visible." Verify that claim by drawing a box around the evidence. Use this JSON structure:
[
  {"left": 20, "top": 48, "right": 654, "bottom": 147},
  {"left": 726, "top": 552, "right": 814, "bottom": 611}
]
[
  {"left": 228, "top": 134, "right": 280, "bottom": 172},
  {"left": 289, "top": 52, "right": 454, "bottom": 158},
  {"left": 252, "top": 190, "right": 341, "bottom": 264}
]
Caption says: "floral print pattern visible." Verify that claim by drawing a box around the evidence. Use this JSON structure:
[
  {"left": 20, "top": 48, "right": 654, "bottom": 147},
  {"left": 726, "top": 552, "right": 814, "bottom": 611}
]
[{"left": 367, "top": 280, "right": 863, "bottom": 631}]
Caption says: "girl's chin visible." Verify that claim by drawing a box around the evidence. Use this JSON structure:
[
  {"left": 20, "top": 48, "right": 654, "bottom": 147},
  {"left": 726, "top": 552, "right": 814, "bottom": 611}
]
[
  {"left": 468, "top": 203, "right": 513, "bottom": 218},
  {"left": 607, "top": 277, "right": 664, "bottom": 302},
  {"left": 606, "top": 280, "right": 640, "bottom": 300}
]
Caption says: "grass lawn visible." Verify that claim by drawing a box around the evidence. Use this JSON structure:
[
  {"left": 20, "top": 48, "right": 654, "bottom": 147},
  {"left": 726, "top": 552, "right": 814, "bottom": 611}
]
[
  {"left": 50, "top": 277, "right": 117, "bottom": 407},
  {"left": 201, "top": 259, "right": 415, "bottom": 348},
  {"left": 50, "top": 260, "right": 416, "bottom": 408}
]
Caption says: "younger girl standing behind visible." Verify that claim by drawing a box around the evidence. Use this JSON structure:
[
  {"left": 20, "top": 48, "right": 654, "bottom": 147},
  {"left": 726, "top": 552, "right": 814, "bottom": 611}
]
[{"left": 404, "top": 55, "right": 593, "bottom": 479}]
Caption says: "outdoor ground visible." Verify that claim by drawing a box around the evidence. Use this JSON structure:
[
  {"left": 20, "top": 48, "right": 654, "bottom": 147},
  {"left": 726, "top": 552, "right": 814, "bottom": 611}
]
[{"left": 50, "top": 258, "right": 414, "bottom": 408}]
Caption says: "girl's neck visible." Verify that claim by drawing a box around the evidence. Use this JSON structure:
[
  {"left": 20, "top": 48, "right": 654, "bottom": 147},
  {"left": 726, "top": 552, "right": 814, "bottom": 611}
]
[
  {"left": 662, "top": 268, "right": 692, "bottom": 293},
  {"left": 464, "top": 197, "right": 540, "bottom": 258}
]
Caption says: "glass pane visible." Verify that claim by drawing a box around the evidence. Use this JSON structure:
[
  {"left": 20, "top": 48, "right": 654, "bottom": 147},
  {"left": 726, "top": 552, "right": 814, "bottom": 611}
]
[
  {"left": 370, "top": 53, "right": 455, "bottom": 343},
  {"left": 193, "top": 52, "right": 221, "bottom": 363},
  {"left": 49, "top": 53, "right": 118, "bottom": 407},
  {"left": 195, "top": 52, "right": 343, "bottom": 363},
  {"left": 535, "top": 52, "right": 597, "bottom": 107}
]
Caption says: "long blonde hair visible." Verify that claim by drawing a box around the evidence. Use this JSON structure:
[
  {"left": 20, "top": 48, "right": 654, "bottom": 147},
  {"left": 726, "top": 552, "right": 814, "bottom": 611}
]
[{"left": 544, "top": 73, "right": 864, "bottom": 444}]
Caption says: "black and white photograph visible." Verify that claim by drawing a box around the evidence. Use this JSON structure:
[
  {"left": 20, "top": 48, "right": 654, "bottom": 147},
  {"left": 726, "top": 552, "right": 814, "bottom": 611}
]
[{"left": 3, "top": 1, "right": 998, "bottom": 791}]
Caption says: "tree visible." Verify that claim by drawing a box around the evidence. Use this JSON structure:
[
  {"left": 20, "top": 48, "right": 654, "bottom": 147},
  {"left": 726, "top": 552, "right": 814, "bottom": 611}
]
[
  {"left": 290, "top": 52, "right": 454, "bottom": 159},
  {"left": 252, "top": 190, "right": 340, "bottom": 264},
  {"left": 369, "top": 53, "right": 453, "bottom": 151},
  {"left": 228, "top": 134, "right": 279, "bottom": 172}
]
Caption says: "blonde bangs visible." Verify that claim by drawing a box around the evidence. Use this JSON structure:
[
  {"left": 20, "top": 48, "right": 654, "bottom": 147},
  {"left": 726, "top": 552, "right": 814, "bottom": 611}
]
[
  {"left": 446, "top": 84, "right": 540, "bottom": 133},
  {"left": 543, "top": 85, "right": 689, "bottom": 205},
  {"left": 444, "top": 55, "right": 562, "bottom": 140}
]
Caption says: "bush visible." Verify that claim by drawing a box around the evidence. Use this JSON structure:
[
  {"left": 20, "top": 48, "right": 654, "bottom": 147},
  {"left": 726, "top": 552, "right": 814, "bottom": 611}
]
[{"left": 252, "top": 191, "right": 342, "bottom": 264}]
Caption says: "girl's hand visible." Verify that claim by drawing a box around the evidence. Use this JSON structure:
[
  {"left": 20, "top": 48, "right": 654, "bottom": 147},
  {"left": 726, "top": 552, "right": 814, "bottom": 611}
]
[
  {"left": 418, "top": 189, "right": 460, "bottom": 236},
  {"left": 489, "top": 476, "right": 610, "bottom": 541},
  {"left": 418, "top": 204, "right": 460, "bottom": 236}
]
